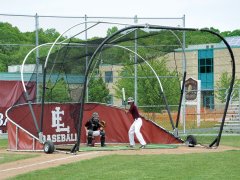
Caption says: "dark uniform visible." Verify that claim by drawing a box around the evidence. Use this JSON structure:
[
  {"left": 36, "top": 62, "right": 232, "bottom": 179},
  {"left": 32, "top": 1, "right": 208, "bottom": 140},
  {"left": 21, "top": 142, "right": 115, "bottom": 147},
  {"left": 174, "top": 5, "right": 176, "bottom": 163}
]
[{"left": 85, "top": 112, "right": 105, "bottom": 147}]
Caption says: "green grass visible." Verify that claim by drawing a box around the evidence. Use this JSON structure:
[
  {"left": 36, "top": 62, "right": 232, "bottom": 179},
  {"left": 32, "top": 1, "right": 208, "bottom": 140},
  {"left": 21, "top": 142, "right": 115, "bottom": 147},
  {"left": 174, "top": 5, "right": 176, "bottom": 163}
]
[
  {"left": 0, "top": 138, "right": 8, "bottom": 149},
  {"left": 0, "top": 153, "right": 38, "bottom": 165},
  {"left": 180, "top": 135, "right": 240, "bottom": 147},
  {"left": 9, "top": 150, "right": 240, "bottom": 180},
  {"left": 220, "top": 136, "right": 240, "bottom": 147},
  {"left": 0, "top": 139, "right": 39, "bottom": 165},
  {"left": 79, "top": 144, "right": 178, "bottom": 151}
]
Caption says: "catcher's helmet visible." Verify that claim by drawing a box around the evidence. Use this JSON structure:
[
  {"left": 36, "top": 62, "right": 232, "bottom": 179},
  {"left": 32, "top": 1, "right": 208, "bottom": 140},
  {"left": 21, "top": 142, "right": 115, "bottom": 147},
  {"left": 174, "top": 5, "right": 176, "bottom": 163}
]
[
  {"left": 92, "top": 112, "right": 99, "bottom": 118},
  {"left": 127, "top": 97, "right": 134, "bottom": 103}
]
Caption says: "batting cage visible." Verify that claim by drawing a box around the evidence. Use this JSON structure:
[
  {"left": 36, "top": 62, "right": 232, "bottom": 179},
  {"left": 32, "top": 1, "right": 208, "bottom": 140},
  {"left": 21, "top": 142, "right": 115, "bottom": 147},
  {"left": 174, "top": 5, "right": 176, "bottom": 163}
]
[{"left": 6, "top": 22, "right": 235, "bottom": 153}]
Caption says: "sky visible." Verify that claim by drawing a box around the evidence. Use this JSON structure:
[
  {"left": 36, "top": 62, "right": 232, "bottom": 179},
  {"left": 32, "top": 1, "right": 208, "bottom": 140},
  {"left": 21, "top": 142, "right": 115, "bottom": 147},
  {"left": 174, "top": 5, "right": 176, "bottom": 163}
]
[{"left": 0, "top": 0, "right": 239, "bottom": 37}]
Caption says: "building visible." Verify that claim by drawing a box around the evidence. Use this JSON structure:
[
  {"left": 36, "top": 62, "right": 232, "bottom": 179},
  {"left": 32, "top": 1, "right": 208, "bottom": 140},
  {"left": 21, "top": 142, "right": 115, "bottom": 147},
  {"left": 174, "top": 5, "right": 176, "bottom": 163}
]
[
  {"left": 165, "top": 36, "right": 240, "bottom": 109},
  {"left": 98, "top": 36, "right": 240, "bottom": 109},
  {"left": 99, "top": 64, "right": 123, "bottom": 106}
]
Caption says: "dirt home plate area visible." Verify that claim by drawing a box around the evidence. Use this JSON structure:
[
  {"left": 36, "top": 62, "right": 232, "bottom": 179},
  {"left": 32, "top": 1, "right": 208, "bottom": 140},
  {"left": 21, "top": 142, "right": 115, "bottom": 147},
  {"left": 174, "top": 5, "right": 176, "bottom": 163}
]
[{"left": 0, "top": 145, "right": 239, "bottom": 179}]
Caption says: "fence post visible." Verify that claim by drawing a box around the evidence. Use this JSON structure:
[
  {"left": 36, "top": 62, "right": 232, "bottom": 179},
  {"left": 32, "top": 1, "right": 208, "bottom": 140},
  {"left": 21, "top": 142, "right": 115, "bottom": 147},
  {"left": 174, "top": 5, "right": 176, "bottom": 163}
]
[
  {"left": 35, "top": 13, "right": 40, "bottom": 102},
  {"left": 134, "top": 15, "right": 138, "bottom": 105}
]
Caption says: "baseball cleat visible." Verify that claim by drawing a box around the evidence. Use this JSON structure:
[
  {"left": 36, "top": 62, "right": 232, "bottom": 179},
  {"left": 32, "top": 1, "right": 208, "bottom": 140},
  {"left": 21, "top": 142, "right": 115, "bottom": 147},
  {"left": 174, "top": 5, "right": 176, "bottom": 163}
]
[{"left": 139, "top": 145, "right": 146, "bottom": 149}]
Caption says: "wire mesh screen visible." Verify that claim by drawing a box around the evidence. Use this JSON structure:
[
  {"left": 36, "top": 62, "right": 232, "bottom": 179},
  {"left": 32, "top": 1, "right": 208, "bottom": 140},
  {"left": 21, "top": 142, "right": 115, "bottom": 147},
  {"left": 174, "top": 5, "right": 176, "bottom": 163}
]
[{"left": 18, "top": 23, "right": 235, "bottom": 147}]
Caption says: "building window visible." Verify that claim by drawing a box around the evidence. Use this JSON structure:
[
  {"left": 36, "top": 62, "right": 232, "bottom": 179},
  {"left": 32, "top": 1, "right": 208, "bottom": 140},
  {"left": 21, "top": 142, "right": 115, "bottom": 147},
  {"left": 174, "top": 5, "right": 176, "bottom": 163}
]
[
  {"left": 198, "top": 49, "right": 214, "bottom": 109},
  {"left": 105, "top": 71, "right": 113, "bottom": 83},
  {"left": 203, "top": 90, "right": 214, "bottom": 109},
  {"left": 199, "top": 58, "right": 213, "bottom": 73},
  {"left": 198, "top": 49, "right": 214, "bottom": 90}
]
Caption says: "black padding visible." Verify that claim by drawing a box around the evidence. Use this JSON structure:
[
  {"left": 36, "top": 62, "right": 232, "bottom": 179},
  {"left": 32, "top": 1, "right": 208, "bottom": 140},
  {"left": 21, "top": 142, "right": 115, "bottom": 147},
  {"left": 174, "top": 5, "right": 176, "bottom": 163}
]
[
  {"left": 43, "top": 141, "right": 55, "bottom": 154},
  {"left": 186, "top": 135, "right": 197, "bottom": 147}
]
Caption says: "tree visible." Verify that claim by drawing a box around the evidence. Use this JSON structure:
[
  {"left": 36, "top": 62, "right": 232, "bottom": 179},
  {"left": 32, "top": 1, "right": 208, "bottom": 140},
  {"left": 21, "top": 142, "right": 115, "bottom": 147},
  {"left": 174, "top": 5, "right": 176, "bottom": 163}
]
[
  {"left": 0, "top": 23, "right": 65, "bottom": 72},
  {"left": 88, "top": 75, "right": 111, "bottom": 104},
  {"left": 215, "top": 72, "right": 240, "bottom": 103},
  {"left": 42, "top": 78, "right": 71, "bottom": 102},
  {"left": 114, "top": 58, "right": 181, "bottom": 112},
  {"left": 107, "top": 26, "right": 118, "bottom": 36}
]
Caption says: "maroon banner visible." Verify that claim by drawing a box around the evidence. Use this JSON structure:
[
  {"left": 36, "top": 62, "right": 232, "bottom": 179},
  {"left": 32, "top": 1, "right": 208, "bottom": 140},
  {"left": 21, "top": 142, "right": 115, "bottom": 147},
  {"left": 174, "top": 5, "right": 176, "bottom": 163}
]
[
  {"left": 0, "top": 80, "right": 36, "bottom": 132},
  {"left": 7, "top": 103, "right": 183, "bottom": 150}
]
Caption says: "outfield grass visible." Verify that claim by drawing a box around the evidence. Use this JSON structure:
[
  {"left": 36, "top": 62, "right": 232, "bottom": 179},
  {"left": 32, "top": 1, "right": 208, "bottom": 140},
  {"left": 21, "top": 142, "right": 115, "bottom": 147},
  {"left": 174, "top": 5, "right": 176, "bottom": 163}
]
[{"left": 9, "top": 150, "right": 240, "bottom": 180}]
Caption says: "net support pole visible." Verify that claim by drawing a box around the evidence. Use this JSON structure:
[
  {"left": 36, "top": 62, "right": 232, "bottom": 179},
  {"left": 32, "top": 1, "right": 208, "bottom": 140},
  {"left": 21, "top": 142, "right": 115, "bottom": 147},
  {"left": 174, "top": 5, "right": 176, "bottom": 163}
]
[
  {"left": 176, "top": 71, "right": 186, "bottom": 129},
  {"left": 182, "top": 14, "right": 186, "bottom": 134},
  {"left": 134, "top": 15, "right": 138, "bottom": 105},
  {"left": 85, "top": 14, "right": 89, "bottom": 102},
  {"left": 35, "top": 13, "right": 40, "bottom": 103}
]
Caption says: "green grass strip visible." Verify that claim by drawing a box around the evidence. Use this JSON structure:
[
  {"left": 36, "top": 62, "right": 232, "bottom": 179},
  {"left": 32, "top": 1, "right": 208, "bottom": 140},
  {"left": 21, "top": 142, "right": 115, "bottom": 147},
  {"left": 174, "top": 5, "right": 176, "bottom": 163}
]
[
  {"left": 0, "top": 153, "right": 39, "bottom": 165},
  {"left": 78, "top": 144, "right": 178, "bottom": 152}
]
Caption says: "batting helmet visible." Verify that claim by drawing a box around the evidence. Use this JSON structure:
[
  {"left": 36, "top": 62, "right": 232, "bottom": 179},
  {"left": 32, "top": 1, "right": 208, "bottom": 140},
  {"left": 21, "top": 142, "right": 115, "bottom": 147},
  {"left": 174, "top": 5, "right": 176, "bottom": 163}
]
[{"left": 127, "top": 97, "right": 134, "bottom": 103}]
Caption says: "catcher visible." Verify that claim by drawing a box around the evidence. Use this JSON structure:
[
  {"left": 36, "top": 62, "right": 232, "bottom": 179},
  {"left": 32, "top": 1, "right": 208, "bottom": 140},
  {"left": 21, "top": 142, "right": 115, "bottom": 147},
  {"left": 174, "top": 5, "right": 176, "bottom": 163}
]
[{"left": 84, "top": 112, "right": 106, "bottom": 147}]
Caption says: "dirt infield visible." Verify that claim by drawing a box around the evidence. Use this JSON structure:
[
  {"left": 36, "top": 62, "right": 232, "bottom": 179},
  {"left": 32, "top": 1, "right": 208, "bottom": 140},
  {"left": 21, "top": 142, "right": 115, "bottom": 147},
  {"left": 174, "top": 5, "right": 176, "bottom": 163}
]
[{"left": 0, "top": 144, "right": 239, "bottom": 179}]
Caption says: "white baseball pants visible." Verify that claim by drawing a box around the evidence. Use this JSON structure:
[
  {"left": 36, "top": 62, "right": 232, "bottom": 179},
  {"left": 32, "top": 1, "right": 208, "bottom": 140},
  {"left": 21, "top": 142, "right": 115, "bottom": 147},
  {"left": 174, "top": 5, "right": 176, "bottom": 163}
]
[{"left": 128, "top": 117, "right": 146, "bottom": 146}]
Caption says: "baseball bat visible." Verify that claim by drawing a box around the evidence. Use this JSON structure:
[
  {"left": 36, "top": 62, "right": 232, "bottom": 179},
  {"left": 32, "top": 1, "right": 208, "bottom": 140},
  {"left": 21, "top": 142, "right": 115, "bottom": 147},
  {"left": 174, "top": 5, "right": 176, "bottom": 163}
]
[{"left": 122, "top": 88, "right": 126, "bottom": 108}]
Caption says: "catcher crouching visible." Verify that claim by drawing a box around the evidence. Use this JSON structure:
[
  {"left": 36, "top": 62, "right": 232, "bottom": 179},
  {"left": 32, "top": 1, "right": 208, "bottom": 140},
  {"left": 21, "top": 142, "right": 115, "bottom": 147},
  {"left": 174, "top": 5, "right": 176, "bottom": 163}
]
[{"left": 84, "top": 112, "right": 106, "bottom": 147}]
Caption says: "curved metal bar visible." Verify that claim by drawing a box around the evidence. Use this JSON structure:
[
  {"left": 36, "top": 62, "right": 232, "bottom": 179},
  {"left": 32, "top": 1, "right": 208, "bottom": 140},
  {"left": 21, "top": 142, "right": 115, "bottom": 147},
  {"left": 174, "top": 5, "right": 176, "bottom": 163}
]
[
  {"left": 21, "top": 42, "right": 54, "bottom": 135},
  {"left": 21, "top": 43, "right": 53, "bottom": 92},
  {"left": 200, "top": 29, "right": 235, "bottom": 147}
]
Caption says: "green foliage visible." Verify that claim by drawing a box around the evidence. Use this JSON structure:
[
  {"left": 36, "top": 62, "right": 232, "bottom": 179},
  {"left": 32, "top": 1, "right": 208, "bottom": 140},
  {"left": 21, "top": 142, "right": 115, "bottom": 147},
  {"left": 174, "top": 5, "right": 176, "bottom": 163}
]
[
  {"left": 40, "top": 78, "right": 71, "bottom": 102},
  {"left": 115, "top": 58, "right": 180, "bottom": 112},
  {"left": 88, "top": 75, "right": 111, "bottom": 104},
  {"left": 215, "top": 72, "right": 240, "bottom": 103},
  {"left": 221, "top": 29, "right": 240, "bottom": 37},
  {"left": 0, "top": 22, "right": 28, "bottom": 43},
  {"left": 215, "top": 72, "right": 231, "bottom": 102},
  {"left": 186, "top": 30, "right": 220, "bottom": 45},
  {"left": 0, "top": 22, "right": 64, "bottom": 72},
  {"left": 107, "top": 26, "right": 118, "bottom": 36}
]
